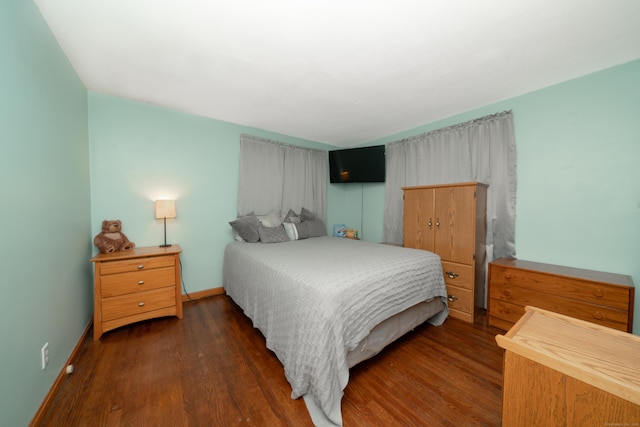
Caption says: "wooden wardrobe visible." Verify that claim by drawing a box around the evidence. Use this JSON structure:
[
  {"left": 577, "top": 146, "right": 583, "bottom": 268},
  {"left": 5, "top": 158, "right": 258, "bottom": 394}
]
[{"left": 403, "top": 182, "right": 488, "bottom": 322}]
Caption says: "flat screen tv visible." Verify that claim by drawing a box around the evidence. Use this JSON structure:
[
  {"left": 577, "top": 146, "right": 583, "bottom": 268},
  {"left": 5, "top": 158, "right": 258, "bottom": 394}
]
[{"left": 328, "top": 145, "right": 386, "bottom": 183}]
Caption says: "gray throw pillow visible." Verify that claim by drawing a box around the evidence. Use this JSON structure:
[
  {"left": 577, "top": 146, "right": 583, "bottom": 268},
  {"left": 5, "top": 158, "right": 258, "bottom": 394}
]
[
  {"left": 305, "top": 220, "right": 327, "bottom": 237},
  {"left": 300, "top": 207, "right": 316, "bottom": 221},
  {"left": 229, "top": 213, "right": 261, "bottom": 243},
  {"left": 258, "top": 224, "right": 290, "bottom": 243},
  {"left": 283, "top": 208, "right": 301, "bottom": 224},
  {"left": 294, "top": 222, "right": 310, "bottom": 239}
]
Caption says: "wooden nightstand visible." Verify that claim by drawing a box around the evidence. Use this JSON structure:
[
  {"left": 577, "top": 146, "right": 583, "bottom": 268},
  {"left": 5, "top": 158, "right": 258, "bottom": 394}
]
[
  {"left": 90, "top": 245, "right": 183, "bottom": 340},
  {"left": 496, "top": 306, "right": 640, "bottom": 425}
]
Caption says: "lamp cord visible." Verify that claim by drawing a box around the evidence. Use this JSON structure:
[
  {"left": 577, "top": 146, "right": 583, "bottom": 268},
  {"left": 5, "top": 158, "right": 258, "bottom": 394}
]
[{"left": 179, "top": 258, "right": 193, "bottom": 301}]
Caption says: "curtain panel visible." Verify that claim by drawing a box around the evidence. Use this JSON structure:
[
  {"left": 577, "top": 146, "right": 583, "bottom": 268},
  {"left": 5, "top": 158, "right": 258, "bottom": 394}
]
[
  {"left": 383, "top": 111, "right": 517, "bottom": 263},
  {"left": 238, "top": 135, "right": 327, "bottom": 222}
]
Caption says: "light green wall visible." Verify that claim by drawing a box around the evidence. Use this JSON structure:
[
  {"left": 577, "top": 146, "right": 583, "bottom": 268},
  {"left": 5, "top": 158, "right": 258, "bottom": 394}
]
[
  {"left": 359, "top": 59, "right": 640, "bottom": 332},
  {"left": 88, "top": 93, "right": 334, "bottom": 293},
  {"left": 326, "top": 183, "right": 385, "bottom": 242},
  {"left": 0, "top": 1, "right": 91, "bottom": 426}
]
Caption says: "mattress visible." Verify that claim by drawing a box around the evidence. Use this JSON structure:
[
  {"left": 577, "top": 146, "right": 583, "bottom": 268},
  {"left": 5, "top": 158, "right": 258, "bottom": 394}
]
[{"left": 223, "top": 236, "right": 448, "bottom": 426}]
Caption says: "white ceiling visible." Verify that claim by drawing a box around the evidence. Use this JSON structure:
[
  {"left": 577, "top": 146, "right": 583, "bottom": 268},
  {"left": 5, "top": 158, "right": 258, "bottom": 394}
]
[{"left": 34, "top": 0, "right": 640, "bottom": 147}]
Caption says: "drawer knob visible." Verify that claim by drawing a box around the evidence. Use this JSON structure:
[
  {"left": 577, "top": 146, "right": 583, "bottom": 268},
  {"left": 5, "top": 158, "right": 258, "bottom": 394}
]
[
  {"left": 137, "top": 265, "right": 144, "bottom": 270},
  {"left": 447, "top": 295, "right": 458, "bottom": 302},
  {"left": 137, "top": 281, "right": 144, "bottom": 285},
  {"left": 504, "top": 273, "right": 513, "bottom": 279},
  {"left": 593, "top": 288, "right": 604, "bottom": 298},
  {"left": 592, "top": 311, "right": 603, "bottom": 320},
  {"left": 445, "top": 271, "right": 459, "bottom": 279},
  {"left": 501, "top": 307, "right": 512, "bottom": 314},
  {"left": 502, "top": 290, "right": 511, "bottom": 297},
  {"left": 138, "top": 302, "right": 145, "bottom": 307}
]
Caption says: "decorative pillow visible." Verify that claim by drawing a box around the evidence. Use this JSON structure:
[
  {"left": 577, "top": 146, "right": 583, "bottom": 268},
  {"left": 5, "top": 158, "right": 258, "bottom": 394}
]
[
  {"left": 258, "top": 224, "right": 290, "bottom": 243},
  {"left": 283, "top": 222, "right": 298, "bottom": 240},
  {"left": 295, "top": 221, "right": 310, "bottom": 239},
  {"left": 300, "top": 207, "right": 316, "bottom": 221},
  {"left": 306, "top": 219, "right": 327, "bottom": 237},
  {"left": 228, "top": 213, "right": 261, "bottom": 243},
  {"left": 283, "top": 209, "right": 301, "bottom": 224},
  {"left": 258, "top": 210, "right": 282, "bottom": 227}
]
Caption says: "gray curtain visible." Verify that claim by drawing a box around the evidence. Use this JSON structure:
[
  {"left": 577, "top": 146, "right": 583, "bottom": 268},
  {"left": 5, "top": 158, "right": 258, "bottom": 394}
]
[
  {"left": 384, "top": 110, "right": 517, "bottom": 267},
  {"left": 238, "top": 134, "right": 327, "bottom": 222}
]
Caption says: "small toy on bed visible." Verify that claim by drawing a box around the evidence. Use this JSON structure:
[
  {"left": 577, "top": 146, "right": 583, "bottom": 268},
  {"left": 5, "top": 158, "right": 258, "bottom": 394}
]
[{"left": 93, "top": 219, "right": 135, "bottom": 253}]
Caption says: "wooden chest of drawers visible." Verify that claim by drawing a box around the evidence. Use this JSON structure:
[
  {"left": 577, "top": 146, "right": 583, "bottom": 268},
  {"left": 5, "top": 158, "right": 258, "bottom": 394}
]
[
  {"left": 488, "top": 258, "right": 634, "bottom": 333},
  {"left": 91, "top": 245, "right": 183, "bottom": 340}
]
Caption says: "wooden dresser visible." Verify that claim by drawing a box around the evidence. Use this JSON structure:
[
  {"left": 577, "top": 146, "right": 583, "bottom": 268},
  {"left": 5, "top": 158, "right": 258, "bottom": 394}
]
[
  {"left": 488, "top": 257, "right": 634, "bottom": 332},
  {"left": 91, "top": 245, "right": 183, "bottom": 340},
  {"left": 403, "top": 182, "right": 487, "bottom": 322},
  {"left": 496, "top": 306, "right": 640, "bottom": 426}
]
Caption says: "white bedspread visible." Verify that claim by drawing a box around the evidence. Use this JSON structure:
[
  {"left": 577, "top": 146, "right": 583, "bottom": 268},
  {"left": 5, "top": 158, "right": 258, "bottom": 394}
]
[{"left": 223, "top": 236, "right": 448, "bottom": 425}]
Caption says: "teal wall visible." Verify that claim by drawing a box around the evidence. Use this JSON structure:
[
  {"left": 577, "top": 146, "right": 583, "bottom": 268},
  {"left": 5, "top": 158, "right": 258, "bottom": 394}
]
[
  {"left": 0, "top": 1, "right": 91, "bottom": 426},
  {"left": 359, "top": 59, "right": 640, "bottom": 332},
  {"left": 326, "top": 183, "right": 385, "bottom": 242},
  {"left": 88, "top": 93, "right": 334, "bottom": 293}
]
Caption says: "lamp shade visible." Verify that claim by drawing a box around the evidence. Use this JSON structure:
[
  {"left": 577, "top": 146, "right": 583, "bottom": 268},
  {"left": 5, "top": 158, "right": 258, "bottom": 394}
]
[{"left": 154, "top": 200, "right": 176, "bottom": 219}]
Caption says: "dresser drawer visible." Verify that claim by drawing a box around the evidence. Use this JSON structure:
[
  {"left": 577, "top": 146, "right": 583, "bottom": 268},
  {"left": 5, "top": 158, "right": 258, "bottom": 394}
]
[
  {"left": 102, "top": 287, "right": 177, "bottom": 322},
  {"left": 100, "top": 267, "right": 176, "bottom": 297},
  {"left": 446, "top": 284, "right": 473, "bottom": 318},
  {"left": 441, "top": 261, "right": 474, "bottom": 290},
  {"left": 490, "top": 282, "right": 629, "bottom": 331},
  {"left": 99, "top": 255, "right": 175, "bottom": 275},
  {"left": 489, "top": 298, "right": 525, "bottom": 325},
  {"left": 490, "top": 265, "right": 631, "bottom": 310}
]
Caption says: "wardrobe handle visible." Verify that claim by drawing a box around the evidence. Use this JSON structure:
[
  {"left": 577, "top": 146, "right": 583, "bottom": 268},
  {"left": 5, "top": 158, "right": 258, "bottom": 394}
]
[
  {"left": 428, "top": 218, "right": 432, "bottom": 229},
  {"left": 435, "top": 218, "right": 440, "bottom": 230}
]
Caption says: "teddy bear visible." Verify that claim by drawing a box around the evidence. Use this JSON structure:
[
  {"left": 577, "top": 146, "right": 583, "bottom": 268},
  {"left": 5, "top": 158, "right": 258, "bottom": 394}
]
[{"left": 93, "top": 219, "right": 135, "bottom": 253}]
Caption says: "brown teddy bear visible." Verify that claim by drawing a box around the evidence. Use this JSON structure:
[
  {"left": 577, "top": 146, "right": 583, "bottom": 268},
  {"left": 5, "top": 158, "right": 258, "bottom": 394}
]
[{"left": 93, "top": 220, "right": 135, "bottom": 253}]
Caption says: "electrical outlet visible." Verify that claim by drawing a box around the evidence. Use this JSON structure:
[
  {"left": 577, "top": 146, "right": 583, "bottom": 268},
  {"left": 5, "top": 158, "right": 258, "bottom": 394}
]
[{"left": 41, "top": 343, "right": 49, "bottom": 370}]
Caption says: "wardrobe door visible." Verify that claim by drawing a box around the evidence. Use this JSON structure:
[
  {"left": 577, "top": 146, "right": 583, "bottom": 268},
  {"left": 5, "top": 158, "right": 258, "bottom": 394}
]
[
  {"left": 403, "top": 188, "right": 435, "bottom": 252},
  {"left": 434, "top": 185, "right": 476, "bottom": 264}
]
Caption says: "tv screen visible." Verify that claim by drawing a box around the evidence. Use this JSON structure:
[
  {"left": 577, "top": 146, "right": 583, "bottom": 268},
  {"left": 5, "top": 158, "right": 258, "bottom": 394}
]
[{"left": 329, "top": 145, "right": 385, "bottom": 183}]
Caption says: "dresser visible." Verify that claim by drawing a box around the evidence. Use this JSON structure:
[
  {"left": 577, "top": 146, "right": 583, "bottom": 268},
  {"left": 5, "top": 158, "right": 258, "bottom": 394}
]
[
  {"left": 496, "top": 306, "right": 640, "bottom": 426},
  {"left": 91, "top": 245, "right": 183, "bottom": 340},
  {"left": 403, "top": 182, "right": 488, "bottom": 322},
  {"left": 488, "top": 257, "right": 634, "bottom": 332}
]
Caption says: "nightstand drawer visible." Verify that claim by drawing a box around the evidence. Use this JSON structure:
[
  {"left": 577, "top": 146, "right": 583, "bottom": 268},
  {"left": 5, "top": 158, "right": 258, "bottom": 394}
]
[
  {"left": 99, "top": 255, "right": 175, "bottom": 275},
  {"left": 102, "top": 287, "right": 176, "bottom": 322},
  {"left": 101, "top": 267, "right": 176, "bottom": 297},
  {"left": 441, "top": 261, "right": 473, "bottom": 290},
  {"left": 491, "top": 265, "right": 631, "bottom": 310}
]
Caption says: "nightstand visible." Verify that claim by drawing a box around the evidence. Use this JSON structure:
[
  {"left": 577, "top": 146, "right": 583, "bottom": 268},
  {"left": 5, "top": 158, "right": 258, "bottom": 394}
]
[{"left": 90, "top": 245, "right": 183, "bottom": 340}]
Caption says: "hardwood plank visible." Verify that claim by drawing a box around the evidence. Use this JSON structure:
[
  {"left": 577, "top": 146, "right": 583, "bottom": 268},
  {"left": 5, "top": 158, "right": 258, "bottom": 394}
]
[{"left": 37, "top": 295, "right": 503, "bottom": 426}]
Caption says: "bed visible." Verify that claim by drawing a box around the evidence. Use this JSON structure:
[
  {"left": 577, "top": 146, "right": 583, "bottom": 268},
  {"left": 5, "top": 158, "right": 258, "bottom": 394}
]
[{"left": 223, "top": 236, "right": 448, "bottom": 426}]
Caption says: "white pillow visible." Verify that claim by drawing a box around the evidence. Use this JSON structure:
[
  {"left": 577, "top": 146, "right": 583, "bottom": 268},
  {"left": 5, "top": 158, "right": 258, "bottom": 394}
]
[
  {"left": 283, "top": 222, "right": 299, "bottom": 241},
  {"left": 258, "top": 210, "right": 282, "bottom": 227}
]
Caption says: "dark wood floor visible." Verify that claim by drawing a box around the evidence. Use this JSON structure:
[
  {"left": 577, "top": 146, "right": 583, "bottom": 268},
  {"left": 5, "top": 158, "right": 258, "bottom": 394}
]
[{"left": 39, "top": 295, "right": 505, "bottom": 426}]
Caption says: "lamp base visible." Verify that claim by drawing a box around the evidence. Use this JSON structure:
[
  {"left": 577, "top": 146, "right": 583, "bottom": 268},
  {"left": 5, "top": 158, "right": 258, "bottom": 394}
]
[{"left": 159, "top": 243, "right": 172, "bottom": 248}]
